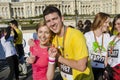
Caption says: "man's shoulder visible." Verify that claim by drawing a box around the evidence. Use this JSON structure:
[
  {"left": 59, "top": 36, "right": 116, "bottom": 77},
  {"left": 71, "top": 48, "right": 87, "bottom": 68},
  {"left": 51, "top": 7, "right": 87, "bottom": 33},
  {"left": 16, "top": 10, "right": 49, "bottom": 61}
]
[
  {"left": 15, "top": 28, "right": 22, "bottom": 33},
  {"left": 67, "top": 27, "right": 83, "bottom": 35}
]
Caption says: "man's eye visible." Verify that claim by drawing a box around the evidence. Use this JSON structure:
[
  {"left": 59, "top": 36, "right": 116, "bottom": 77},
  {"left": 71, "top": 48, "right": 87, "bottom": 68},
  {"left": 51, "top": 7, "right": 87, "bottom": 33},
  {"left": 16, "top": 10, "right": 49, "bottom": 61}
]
[{"left": 46, "top": 20, "right": 51, "bottom": 23}]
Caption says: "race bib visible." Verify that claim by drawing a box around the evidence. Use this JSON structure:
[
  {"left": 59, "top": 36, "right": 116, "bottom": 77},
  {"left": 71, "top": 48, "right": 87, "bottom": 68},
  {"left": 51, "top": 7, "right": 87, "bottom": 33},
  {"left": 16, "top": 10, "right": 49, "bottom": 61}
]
[
  {"left": 90, "top": 53, "right": 105, "bottom": 68},
  {"left": 60, "top": 64, "right": 73, "bottom": 80},
  {"left": 90, "top": 54, "right": 105, "bottom": 63},
  {"left": 108, "top": 49, "right": 119, "bottom": 58}
]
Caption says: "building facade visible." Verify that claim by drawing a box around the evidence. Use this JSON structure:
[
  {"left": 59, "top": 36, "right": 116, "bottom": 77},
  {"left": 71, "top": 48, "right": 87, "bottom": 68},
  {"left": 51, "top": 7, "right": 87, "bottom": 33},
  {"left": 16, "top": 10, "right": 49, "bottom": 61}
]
[{"left": 0, "top": 0, "right": 120, "bottom": 19}]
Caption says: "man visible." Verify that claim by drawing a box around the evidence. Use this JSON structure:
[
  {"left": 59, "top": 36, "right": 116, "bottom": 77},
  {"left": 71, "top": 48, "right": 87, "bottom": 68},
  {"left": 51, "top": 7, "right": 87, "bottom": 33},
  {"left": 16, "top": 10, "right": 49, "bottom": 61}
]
[
  {"left": 43, "top": 6, "right": 94, "bottom": 80},
  {"left": 9, "top": 20, "right": 27, "bottom": 77}
]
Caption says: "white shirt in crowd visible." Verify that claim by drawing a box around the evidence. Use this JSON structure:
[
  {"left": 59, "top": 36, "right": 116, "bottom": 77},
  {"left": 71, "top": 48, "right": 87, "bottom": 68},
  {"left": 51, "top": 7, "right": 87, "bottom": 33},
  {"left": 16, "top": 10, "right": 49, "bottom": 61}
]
[
  {"left": 84, "top": 31, "right": 110, "bottom": 68},
  {"left": 107, "top": 35, "right": 120, "bottom": 67},
  {"left": 1, "top": 36, "right": 17, "bottom": 58}
]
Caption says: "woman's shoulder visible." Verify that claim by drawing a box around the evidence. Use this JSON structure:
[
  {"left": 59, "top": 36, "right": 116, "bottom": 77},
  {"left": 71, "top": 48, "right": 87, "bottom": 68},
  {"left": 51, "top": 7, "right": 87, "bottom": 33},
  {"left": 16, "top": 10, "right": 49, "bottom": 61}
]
[
  {"left": 33, "top": 40, "right": 40, "bottom": 45},
  {"left": 84, "top": 31, "right": 93, "bottom": 37},
  {"left": 104, "top": 33, "right": 110, "bottom": 38}
]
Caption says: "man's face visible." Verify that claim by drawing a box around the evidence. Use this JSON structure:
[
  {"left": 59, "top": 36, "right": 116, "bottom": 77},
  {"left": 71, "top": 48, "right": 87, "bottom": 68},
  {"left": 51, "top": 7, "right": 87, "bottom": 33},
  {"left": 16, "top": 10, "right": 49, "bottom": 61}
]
[
  {"left": 44, "top": 12, "right": 63, "bottom": 34},
  {"left": 9, "top": 23, "right": 14, "bottom": 28}
]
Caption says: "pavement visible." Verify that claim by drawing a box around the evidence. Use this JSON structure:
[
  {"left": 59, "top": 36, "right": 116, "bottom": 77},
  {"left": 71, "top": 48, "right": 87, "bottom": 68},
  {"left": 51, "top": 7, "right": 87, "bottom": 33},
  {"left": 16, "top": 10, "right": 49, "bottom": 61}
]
[
  {"left": 0, "top": 60, "right": 33, "bottom": 80},
  {"left": 0, "top": 60, "right": 62, "bottom": 80}
]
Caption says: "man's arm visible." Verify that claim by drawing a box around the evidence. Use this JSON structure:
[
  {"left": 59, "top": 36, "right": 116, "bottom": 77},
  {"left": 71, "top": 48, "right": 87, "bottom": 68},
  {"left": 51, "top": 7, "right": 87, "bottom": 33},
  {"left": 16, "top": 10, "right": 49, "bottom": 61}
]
[
  {"left": 58, "top": 56, "right": 88, "bottom": 72},
  {"left": 13, "top": 29, "right": 18, "bottom": 42},
  {"left": 5, "top": 27, "right": 11, "bottom": 40}
]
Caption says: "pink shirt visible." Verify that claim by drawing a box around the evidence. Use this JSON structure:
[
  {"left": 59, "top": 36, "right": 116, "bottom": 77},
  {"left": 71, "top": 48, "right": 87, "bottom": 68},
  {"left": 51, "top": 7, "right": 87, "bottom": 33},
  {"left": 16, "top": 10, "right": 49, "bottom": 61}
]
[{"left": 30, "top": 40, "right": 48, "bottom": 80}]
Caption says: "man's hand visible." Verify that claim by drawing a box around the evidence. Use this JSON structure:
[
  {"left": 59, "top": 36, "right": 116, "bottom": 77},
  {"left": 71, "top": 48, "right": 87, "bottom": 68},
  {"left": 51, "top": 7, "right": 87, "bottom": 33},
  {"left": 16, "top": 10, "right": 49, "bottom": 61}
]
[{"left": 28, "top": 39, "right": 34, "bottom": 46}]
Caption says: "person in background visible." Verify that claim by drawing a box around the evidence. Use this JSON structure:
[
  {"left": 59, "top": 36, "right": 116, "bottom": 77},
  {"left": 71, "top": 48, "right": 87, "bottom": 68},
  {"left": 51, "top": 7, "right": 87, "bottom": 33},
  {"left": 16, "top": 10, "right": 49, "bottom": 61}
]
[
  {"left": 26, "top": 21, "right": 55, "bottom": 80},
  {"left": 1, "top": 26, "right": 19, "bottom": 80},
  {"left": 77, "top": 20, "right": 84, "bottom": 32},
  {"left": 84, "top": 12, "right": 111, "bottom": 80},
  {"left": 110, "top": 21, "right": 118, "bottom": 36},
  {"left": 105, "top": 14, "right": 120, "bottom": 80},
  {"left": 43, "top": 5, "right": 94, "bottom": 80},
  {"left": 83, "top": 19, "right": 92, "bottom": 34},
  {"left": 9, "top": 20, "right": 27, "bottom": 76}
]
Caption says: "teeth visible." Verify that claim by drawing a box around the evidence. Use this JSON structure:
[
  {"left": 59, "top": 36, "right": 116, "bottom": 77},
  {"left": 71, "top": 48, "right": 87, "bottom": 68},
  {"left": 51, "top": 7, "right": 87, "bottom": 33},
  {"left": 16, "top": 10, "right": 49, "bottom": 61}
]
[
  {"left": 52, "top": 25, "right": 57, "bottom": 30},
  {"left": 40, "top": 38, "right": 47, "bottom": 42}
]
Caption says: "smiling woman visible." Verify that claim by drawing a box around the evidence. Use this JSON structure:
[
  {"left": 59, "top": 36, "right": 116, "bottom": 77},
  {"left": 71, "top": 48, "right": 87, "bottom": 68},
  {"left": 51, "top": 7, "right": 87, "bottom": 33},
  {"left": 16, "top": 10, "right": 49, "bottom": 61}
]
[
  {"left": 105, "top": 14, "right": 120, "bottom": 80},
  {"left": 84, "top": 12, "right": 111, "bottom": 80},
  {"left": 26, "top": 20, "right": 55, "bottom": 80}
]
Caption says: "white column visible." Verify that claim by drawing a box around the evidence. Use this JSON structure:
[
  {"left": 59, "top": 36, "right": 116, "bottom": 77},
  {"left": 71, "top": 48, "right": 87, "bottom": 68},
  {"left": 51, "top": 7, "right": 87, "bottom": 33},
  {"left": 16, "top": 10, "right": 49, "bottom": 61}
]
[{"left": 37, "top": 6, "right": 39, "bottom": 16}]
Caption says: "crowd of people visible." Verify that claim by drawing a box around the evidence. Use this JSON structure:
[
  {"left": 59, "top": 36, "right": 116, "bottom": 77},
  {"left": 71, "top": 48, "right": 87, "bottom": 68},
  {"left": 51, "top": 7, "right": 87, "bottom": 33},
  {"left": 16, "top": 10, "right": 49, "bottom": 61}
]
[
  {"left": 0, "top": 20, "right": 27, "bottom": 80},
  {"left": 0, "top": 5, "right": 120, "bottom": 80}
]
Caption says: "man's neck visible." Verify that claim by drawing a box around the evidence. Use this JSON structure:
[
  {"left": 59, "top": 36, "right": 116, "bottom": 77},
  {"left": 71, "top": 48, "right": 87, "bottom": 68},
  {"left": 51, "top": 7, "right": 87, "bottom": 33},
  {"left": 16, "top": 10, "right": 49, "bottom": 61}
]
[{"left": 57, "top": 25, "right": 65, "bottom": 37}]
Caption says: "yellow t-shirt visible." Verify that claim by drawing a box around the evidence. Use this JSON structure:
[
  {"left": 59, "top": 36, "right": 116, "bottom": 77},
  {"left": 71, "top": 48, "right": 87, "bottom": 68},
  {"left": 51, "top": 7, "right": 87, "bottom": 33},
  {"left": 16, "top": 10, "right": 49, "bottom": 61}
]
[
  {"left": 52, "top": 27, "right": 94, "bottom": 80},
  {"left": 14, "top": 28, "right": 23, "bottom": 45}
]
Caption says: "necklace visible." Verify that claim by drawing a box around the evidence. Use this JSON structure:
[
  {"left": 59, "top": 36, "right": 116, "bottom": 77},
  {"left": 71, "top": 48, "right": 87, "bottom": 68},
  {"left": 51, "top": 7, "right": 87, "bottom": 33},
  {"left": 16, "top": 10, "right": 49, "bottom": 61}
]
[
  {"left": 93, "top": 31, "right": 105, "bottom": 54},
  {"left": 56, "top": 26, "right": 67, "bottom": 57}
]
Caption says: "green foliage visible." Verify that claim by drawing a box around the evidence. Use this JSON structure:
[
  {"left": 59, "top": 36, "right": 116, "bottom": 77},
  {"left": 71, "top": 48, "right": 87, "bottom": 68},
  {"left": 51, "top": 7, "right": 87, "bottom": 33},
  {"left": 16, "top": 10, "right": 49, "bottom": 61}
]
[
  {"left": 0, "top": 20, "right": 9, "bottom": 24},
  {"left": 29, "top": 19, "right": 34, "bottom": 24}
]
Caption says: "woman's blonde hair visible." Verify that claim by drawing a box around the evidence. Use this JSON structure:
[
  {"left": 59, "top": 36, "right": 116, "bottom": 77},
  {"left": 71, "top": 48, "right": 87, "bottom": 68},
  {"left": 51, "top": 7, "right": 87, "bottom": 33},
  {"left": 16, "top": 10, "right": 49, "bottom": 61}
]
[
  {"left": 36, "top": 19, "right": 46, "bottom": 32},
  {"left": 35, "top": 19, "right": 55, "bottom": 43},
  {"left": 91, "top": 12, "right": 110, "bottom": 31}
]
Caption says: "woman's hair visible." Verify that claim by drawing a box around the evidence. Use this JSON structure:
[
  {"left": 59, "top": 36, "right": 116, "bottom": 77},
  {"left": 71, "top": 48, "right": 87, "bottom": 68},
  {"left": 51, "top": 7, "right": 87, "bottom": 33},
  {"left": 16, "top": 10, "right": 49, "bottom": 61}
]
[
  {"left": 111, "top": 14, "right": 120, "bottom": 35},
  {"left": 91, "top": 12, "right": 110, "bottom": 31},
  {"left": 35, "top": 20, "right": 55, "bottom": 43},
  {"left": 36, "top": 20, "right": 46, "bottom": 32}
]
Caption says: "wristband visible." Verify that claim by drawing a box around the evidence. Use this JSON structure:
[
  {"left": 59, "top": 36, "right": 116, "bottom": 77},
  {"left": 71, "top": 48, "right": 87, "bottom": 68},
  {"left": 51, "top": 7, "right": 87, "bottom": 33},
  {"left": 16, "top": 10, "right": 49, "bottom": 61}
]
[
  {"left": 49, "top": 57, "right": 55, "bottom": 61},
  {"left": 49, "top": 61, "right": 55, "bottom": 64},
  {"left": 48, "top": 57, "right": 55, "bottom": 64}
]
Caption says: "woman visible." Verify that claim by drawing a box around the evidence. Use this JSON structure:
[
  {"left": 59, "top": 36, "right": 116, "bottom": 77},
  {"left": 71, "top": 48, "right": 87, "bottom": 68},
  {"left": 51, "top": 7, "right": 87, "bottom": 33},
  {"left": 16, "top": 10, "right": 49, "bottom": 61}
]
[
  {"left": 1, "top": 26, "right": 19, "bottom": 80},
  {"left": 26, "top": 20, "right": 55, "bottom": 80},
  {"left": 106, "top": 14, "right": 120, "bottom": 80},
  {"left": 84, "top": 12, "right": 111, "bottom": 80}
]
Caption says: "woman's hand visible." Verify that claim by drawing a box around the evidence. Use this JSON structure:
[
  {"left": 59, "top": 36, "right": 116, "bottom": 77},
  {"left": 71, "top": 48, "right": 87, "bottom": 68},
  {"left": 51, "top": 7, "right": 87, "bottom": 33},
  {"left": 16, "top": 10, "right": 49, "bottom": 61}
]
[
  {"left": 26, "top": 55, "right": 35, "bottom": 64},
  {"left": 48, "top": 46, "right": 58, "bottom": 58}
]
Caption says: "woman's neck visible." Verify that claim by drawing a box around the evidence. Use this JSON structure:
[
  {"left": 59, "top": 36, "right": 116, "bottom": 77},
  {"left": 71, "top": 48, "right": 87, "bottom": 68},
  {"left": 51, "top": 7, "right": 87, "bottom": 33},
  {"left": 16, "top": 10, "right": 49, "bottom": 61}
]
[
  {"left": 94, "top": 29, "right": 103, "bottom": 37},
  {"left": 40, "top": 43, "right": 50, "bottom": 48}
]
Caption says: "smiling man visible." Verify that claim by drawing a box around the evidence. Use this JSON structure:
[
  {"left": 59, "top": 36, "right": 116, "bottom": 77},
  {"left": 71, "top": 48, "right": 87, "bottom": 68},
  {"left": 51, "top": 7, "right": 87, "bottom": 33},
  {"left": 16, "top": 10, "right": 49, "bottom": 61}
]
[{"left": 43, "top": 6, "right": 94, "bottom": 80}]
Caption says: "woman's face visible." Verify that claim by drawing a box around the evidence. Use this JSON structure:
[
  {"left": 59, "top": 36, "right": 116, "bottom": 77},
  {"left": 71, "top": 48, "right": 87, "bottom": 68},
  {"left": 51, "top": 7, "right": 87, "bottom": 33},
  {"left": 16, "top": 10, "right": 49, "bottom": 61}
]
[
  {"left": 115, "top": 19, "right": 120, "bottom": 33},
  {"left": 37, "top": 25, "right": 51, "bottom": 45},
  {"left": 101, "top": 18, "right": 110, "bottom": 32}
]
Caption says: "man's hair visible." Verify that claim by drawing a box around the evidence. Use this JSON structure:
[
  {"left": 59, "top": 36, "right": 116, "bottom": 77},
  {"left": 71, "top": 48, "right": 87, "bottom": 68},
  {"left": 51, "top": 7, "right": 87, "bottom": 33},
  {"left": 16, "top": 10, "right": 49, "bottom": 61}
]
[
  {"left": 9, "top": 20, "right": 18, "bottom": 27},
  {"left": 43, "top": 5, "right": 62, "bottom": 18}
]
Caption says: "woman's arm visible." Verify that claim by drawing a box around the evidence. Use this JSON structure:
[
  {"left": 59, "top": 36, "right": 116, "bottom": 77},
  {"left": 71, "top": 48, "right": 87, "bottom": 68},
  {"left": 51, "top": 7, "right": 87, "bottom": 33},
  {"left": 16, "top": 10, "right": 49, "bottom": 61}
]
[
  {"left": 46, "top": 60, "right": 55, "bottom": 80},
  {"left": 46, "top": 46, "right": 57, "bottom": 80},
  {"left": 26, "top": 53, "right": 35, "bottom": 64}
]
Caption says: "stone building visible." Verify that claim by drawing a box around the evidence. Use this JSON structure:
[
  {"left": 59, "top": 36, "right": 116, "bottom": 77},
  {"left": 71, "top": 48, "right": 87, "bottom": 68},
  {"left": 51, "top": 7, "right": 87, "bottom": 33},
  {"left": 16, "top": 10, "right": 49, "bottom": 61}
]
[{"left": 0, "top": 0, "right": 120, "bottom": 19}]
